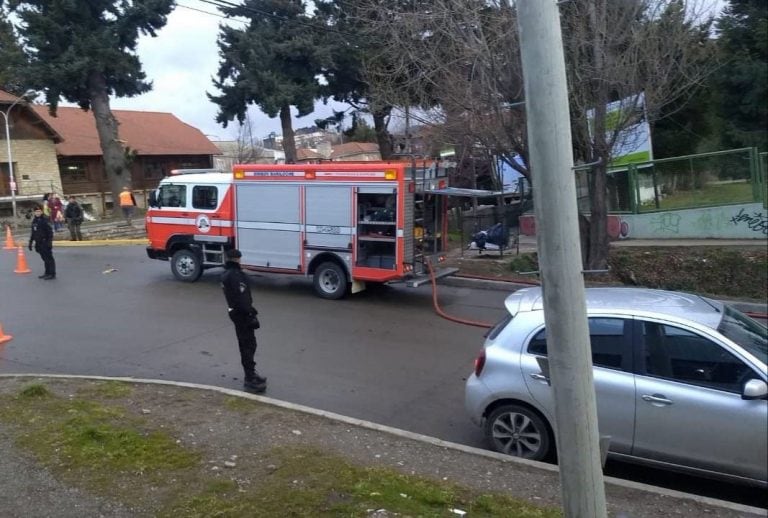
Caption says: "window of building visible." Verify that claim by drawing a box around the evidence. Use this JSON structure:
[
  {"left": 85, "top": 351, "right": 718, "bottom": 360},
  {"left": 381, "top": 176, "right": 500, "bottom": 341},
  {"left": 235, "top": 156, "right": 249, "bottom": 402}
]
[
  {"left": 60, "top": 162, "right": 88, "bottom": 182},
  {"left": 144, "top": 161, "right": 167, "bottom": 179}
]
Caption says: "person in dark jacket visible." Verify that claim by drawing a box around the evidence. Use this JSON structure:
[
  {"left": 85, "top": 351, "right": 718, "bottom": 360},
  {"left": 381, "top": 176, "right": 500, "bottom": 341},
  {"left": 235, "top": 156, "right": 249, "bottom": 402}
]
[
  {"left": 64, "top": 196, "right": 84, "bottom": 241},
  {"left": 28, "top": 205, "right": 56, "bottom": 279},
  {"left": 221, "top": 248, "right": 266, "bottom": 393}
]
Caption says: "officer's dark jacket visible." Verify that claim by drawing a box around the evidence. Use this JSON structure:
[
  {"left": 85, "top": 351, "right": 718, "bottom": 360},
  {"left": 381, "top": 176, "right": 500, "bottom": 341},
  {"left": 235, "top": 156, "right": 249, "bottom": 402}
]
[
  {"left": 221, "top": 261, "right": 253, "bottom": 316},
  {"left": 29, "top": 215, "right": 53, "bottom": 250}
]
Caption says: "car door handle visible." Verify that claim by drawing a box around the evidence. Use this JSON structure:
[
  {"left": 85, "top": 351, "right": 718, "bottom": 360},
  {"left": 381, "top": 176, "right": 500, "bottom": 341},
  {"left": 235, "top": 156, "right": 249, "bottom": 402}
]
[
  {"left": 530, "top": 373, "right": 550, "bottom": 383},
  {"left": 642, "top": 394, "right": 673, "bottom": 406}
]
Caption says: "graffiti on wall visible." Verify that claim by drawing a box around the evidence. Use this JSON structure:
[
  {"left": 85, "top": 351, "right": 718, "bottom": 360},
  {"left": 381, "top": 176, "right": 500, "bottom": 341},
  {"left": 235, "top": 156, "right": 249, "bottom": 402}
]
[
  {"left": 692, "top": 211, "right": 732, "bottom": 234},
  {"left": 730, "top": 208, "right": 768, "bottom": 235},
  {"left": 518, "top": 204, "right": 766, "bottom": 239},
  {"left": 649, "top": 212, "right": 682, "bottom": 234}
]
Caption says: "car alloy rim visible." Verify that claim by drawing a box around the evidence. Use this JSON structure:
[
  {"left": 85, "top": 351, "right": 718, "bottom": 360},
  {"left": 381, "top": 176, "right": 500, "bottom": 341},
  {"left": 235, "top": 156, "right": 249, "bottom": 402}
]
[{"left": 492, "top": 411, "right": 542, "bottom": 457}]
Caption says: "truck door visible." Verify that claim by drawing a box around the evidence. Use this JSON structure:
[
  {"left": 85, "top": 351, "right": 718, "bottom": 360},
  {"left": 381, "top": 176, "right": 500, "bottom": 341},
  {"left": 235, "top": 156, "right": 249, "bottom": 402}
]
[
  {"left": 150, "top": 183, "right": 190, "bottom": 245},
  {"left": 235, "top": 183, "right": 301, "bottom": 269},
  {"left": 189, "top": 184, "right": 224, "bottom": 237}
]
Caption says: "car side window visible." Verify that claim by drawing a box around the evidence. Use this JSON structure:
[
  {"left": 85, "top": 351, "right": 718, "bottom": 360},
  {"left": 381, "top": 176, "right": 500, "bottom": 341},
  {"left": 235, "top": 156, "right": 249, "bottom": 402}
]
[
  {"left": 527, "top": 318, "right": 627, "bottom": 370},
  {"left": 192, "top": 186, "right": 218, "bottom": 210},
  {"left": 158, "top": 184, "right": 186, "bottom": 208},
  {"left": 641, "top": 322, "right": 754, "bottom": 393}
]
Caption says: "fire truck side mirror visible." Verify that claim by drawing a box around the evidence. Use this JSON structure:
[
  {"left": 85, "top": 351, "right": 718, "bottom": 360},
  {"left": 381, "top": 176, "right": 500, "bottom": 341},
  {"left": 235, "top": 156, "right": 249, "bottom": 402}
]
[{"left": 148, "top": 190, "right": 160, "bottom": 208}]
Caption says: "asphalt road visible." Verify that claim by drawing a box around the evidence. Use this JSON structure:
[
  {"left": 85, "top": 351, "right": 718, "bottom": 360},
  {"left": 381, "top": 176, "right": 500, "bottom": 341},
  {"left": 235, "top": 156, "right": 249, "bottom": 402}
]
[{"left": 0, "top": 244, "right": 765, "bottom": 509}]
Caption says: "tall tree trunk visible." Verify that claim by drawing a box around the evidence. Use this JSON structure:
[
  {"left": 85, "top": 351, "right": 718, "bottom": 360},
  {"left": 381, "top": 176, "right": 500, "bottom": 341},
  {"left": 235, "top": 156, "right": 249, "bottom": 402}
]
[
  {"left": 88, "top": 71, "right": 128, "bottom": 204},
  {"left": 280, "top": 104, "right": 297, "bottom": 164},
  {"left": 372, "top": 106, "right": 393, "bottom": 159},
  {"left": 587, "top": 0, "right": 610, "bottom": 270}
]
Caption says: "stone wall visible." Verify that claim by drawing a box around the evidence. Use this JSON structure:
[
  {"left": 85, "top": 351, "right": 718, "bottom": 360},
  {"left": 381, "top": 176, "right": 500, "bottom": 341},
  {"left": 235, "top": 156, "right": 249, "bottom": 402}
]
[{"left": 0, "top": 139, "right": 62, "bottom": 196}]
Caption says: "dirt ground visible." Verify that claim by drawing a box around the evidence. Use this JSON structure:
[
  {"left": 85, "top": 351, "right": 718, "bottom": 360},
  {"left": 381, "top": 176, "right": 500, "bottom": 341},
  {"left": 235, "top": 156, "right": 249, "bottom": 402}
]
[
  {"left": 0, "top": 377, "right": 763, "bottom": 518},
  {"left": 442, "top": 243, "right": 768, "bottom": 302}
]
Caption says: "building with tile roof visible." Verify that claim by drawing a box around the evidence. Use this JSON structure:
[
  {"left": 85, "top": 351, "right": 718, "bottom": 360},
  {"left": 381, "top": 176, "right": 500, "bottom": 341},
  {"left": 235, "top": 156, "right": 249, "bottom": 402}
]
[
  {"left": 32, "top": 105, "right": 221, "bottom": 197},
  {"left": 1, "top": 91, "right": 63, "bottom": 214},
  {"left": 330, "top": 142, "right": 380, "bottom": 161}
]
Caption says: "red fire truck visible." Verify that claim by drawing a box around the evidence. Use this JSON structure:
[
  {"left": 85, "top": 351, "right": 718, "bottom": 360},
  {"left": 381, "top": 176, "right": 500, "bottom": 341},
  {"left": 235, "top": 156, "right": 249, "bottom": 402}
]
[{"left": 145, "top": 161, "right": 457, "bottom": 298}]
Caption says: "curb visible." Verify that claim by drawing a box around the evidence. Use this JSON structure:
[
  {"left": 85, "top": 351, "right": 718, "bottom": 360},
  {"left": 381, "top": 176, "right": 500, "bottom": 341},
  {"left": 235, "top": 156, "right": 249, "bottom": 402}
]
[{"left": 1, "top": 373, "right": 764, "bottom": 517}]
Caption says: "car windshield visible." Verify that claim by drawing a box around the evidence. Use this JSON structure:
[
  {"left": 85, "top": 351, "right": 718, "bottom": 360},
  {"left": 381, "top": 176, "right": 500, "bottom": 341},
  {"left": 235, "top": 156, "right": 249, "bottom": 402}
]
[{"left": 718, "top": 305, "right": 768, "bottom": 365}]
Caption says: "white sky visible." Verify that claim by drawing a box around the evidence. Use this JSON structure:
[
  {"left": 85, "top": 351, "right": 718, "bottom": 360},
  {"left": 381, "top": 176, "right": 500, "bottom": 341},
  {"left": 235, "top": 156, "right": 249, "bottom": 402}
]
[{"left": 108, "top": 0, "right": 343, "bottom": 141}]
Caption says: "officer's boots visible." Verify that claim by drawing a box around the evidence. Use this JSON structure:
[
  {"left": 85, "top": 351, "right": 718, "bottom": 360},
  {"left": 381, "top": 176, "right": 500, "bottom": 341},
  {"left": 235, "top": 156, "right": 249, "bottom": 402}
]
[{"left": 243, "top": 371, "right": 267, "bottom": 394}]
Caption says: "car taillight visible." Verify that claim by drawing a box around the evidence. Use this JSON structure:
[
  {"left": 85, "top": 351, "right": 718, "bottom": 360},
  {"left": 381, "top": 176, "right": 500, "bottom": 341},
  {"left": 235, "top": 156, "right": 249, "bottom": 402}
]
[{"left": 474, "top": 349, "right": 486, "bottom": 377}]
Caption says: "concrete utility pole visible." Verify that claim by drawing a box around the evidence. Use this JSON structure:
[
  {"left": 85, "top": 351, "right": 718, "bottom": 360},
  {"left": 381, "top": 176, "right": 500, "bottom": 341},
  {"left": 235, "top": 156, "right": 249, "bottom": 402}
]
[{"left": 515, "top": 2, "right": 608, "bottom": 517}]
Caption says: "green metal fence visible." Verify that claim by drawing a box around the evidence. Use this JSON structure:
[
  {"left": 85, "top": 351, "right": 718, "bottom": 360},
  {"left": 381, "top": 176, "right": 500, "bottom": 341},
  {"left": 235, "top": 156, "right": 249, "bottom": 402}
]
[{"left": 576, "top": 147, "right": 765, "bottom": 214}]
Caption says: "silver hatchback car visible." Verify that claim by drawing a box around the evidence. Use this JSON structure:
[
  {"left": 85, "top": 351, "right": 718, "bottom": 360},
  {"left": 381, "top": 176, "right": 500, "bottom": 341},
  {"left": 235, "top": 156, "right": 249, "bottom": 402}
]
[{"left": 465, "top": 287, "right": 768, "bottom": 486}]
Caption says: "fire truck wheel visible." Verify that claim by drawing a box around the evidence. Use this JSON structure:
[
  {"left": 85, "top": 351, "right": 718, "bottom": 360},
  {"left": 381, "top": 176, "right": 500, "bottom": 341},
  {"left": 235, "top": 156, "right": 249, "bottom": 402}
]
[
  {"left": 313, "top": 261, "right": 348, "bottom": 299},
  {"left": 171, "top": 249, "right": 203, "bottom": 282}
]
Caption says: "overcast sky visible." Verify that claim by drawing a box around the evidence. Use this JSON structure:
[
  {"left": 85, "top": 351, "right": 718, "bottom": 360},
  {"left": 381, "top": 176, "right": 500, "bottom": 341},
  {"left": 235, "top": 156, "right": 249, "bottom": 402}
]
[{"left": 109, "top": 0, "right": 342, "bottom": 141}]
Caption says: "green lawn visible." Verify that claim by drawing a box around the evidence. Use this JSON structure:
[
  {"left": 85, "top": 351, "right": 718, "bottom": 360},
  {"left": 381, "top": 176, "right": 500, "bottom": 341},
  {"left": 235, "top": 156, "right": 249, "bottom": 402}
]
[{"left": 641, "top": 181, "right": 756, "bottom": 211}]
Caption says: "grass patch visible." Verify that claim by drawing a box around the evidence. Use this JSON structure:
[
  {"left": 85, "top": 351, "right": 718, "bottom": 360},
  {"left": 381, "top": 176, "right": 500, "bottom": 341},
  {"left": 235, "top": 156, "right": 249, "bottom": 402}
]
[
  {"left": 18, "top": 383, "right": 52, "bottom": 399},
  {"left": 0, "top": 383, "right": 558, "bottom": 517},
  {"left": 0, "top": 383, "right": 200, "bottom": 495},
  {"left": 223, "top": 395, "right": 263, "bottom": 412},
  {"left": 641, "top": 181, "right": 753, "bottom": 211},
  {"left": 77, "top": 380, "right": 133, "bottom": 399},
  {"left": 508, "top": 253, "right": 539, "bottom": 274},
  {"left": 165, "top": 446, "right": 559, "bottom": 517}
]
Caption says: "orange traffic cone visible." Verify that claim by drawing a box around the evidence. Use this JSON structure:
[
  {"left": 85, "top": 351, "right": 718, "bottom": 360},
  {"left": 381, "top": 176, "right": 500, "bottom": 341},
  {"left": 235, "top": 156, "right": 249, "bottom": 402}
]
[
  {"left": 14, "top": 243, "right": 31, "bottom": 274},
  {"left": 3, "top": 225, "right": 14, "bottom": 250},
  {"left": 0, "top": 323, "right": 12, "bottom": 344}
]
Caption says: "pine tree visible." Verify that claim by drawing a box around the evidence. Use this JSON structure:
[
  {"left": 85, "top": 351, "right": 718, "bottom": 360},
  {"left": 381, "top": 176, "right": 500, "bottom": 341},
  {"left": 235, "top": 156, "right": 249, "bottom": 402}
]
[
  {"left": 0, "top": 14, "right": 28, "bottom": 94},
  {"left": 713, "top": 0, "right": 768, "bottom": 151},
  {"left": 8, "top": 0, "right": 174, "bottom": 198},
  {"left": 210, "top": 0, "right": 329, "bottom": 163}
]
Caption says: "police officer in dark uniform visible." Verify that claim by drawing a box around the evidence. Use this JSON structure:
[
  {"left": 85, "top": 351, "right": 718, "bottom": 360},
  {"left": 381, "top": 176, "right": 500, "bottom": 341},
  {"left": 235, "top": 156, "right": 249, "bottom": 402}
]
[
  {"left": 28, "top": 205, "right": 56, "bottom": 279},
  {"left": 221, "top": 248, "right": 266, "bottom": 393}
]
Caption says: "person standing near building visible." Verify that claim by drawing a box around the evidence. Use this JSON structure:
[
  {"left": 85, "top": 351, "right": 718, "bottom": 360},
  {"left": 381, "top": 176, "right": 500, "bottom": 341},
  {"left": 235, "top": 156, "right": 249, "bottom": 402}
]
[
  {"left": 118, "top": 186, "right": 137, "bottom": 226},
  {"left": 64, "top": 195, "right": 84, "bottom": 241},
  {"left": 48, "top": 193, "right": 64, "bottom": 232},
  {"left": 220, "top": 248, "right": 267, "bottom": 394},
  {"left": 28, "top": 205, "right": 55, "bottom": 280}
]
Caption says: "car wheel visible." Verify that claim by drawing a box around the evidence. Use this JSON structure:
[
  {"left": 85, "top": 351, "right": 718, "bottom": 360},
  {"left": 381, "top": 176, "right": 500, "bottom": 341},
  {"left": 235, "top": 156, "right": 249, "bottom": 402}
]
[
  {"left": 171, "top": 249, "right": 203, "bottom": 282},
  {"left": 485, "top": 404, "right": 551, "bottom": 461},
  {"left": 313, "top": 261, "right": 348, "bottom": 299}
]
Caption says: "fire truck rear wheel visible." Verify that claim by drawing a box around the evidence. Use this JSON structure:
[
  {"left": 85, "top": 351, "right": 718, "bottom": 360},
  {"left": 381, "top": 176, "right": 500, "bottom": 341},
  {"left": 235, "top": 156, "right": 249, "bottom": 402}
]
[
  {"left": 313, "top": 261, "right": 348, "bottom": 299},
  {"left": 171, "top": 249, "right": 203, "bottom": 282}
]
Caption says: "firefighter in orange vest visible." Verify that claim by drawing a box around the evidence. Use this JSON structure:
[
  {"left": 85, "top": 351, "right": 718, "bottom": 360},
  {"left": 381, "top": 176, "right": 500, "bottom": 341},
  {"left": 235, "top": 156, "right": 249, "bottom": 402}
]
[{"left": 118, "top": 186, "right": 137, "bottom": 226}]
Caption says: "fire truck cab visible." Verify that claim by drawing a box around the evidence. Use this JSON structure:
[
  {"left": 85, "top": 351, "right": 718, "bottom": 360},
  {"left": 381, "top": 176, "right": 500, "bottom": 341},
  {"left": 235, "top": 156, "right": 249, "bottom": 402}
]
[{"left": 145, "top": 161, "right": 457, "bottom": 299}]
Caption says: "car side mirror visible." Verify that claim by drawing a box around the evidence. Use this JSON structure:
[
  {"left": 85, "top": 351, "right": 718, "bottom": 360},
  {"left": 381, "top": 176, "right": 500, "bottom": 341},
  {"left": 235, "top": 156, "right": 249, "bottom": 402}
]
[
  {"left": 148, "top": 190, "right": 160, "bottom": 208},
  {"left": 742, "top": 379, "right": 767, "bottom": 400}
]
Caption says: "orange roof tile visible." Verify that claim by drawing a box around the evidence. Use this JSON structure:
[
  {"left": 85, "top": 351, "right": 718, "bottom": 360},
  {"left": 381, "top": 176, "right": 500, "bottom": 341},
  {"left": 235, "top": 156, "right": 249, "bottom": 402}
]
[
  {"left": 330, "top": 142, "right": 380, "bottom": 159},
  {"left": 31, "top": 105, "right": 221, "bottom": 157},
  {"left": 0, "top": 90, "right": 62, "bottom": 141},
  {"left": 0, "top": 90, "right": 20, "bottom": 103},
  {"left": 296, "top": 148, "right": 325, "bottom": 160}
]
